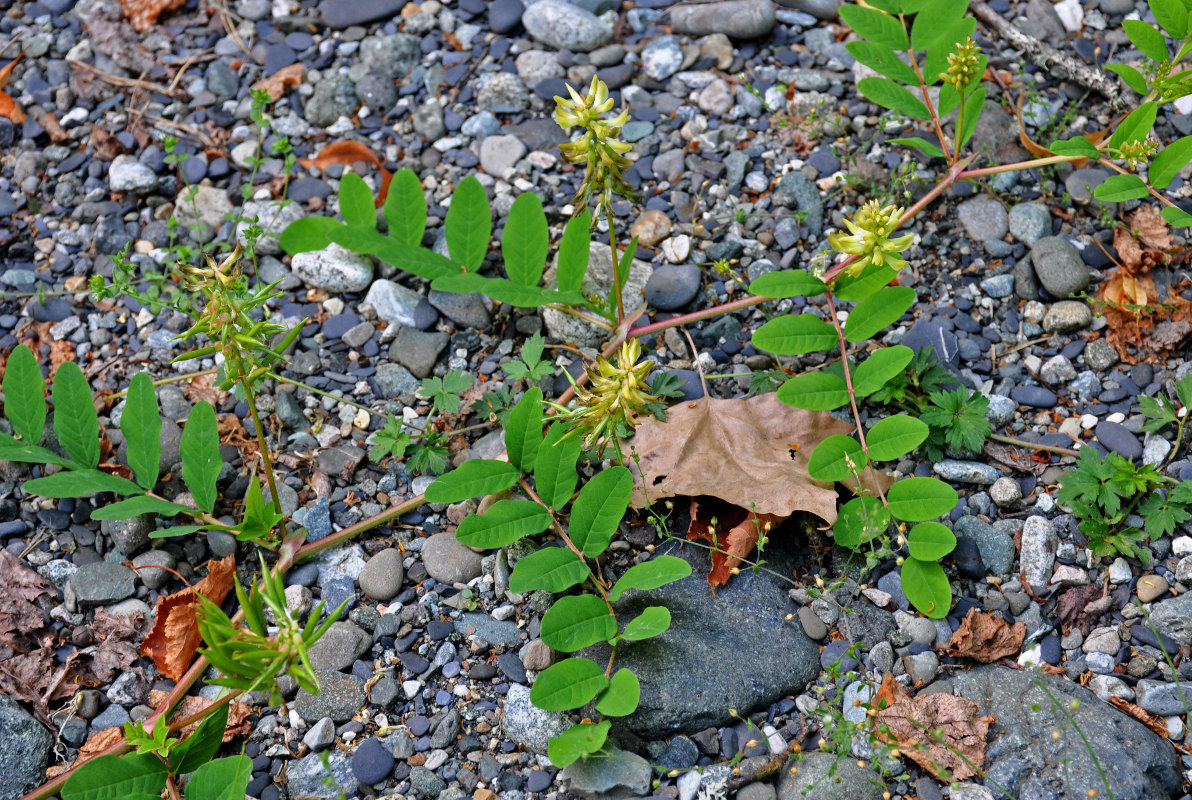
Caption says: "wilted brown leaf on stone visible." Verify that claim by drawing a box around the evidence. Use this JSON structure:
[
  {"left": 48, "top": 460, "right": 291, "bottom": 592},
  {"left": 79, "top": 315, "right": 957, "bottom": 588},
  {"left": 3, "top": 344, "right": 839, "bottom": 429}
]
[
  {"left": 1109, "top": 696, "right": 1169, "bottom": 737},
  {"left": 252, "top": 63, "right": 304, "bottom": 102},
  {"left": 628, "top": 393, "right": 892, "bottom": 520},
  {"left": 1055, "top": 583, "right": 1110, "bottom": 634},
  {"left": 46, "top": 726, "right": 125, "bottom": 775},
  {"left": 142, "top": 555, "right": 236, "bottom": 681},
  {"left": 1130, "top": 204, "right": 1172, "bottom": 253},
  {"left": 687, "top": 497, "right": 783, "bottom": 588},
  {"left": 120, "top": 0, "right": 185, "bottom": 31},
  {"left": 873, "top": 674, "right": 993, "bottom": 781},
  {"left": 1113, "top": 224, "right": 1144, "bottom": 272},
  {"left": 947, "top": 608, "right": 1026, "bottom": 663},
  {"left": 0, "top": 551, "right": 58, "bottom": 706}
]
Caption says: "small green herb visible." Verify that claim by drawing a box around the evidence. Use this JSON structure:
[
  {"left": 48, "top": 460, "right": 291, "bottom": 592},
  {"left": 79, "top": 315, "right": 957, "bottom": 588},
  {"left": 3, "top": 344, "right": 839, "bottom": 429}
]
[{"left": 920, "top": 387, "right": 991, "bottom": 461}]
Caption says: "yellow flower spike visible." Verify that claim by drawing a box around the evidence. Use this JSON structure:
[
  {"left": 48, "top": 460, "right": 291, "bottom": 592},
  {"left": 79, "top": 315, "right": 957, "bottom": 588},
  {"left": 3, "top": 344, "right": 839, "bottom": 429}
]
[
  {"left": 830, "top": 200, "right": 913, "bottom": 279},
  {"left": 552, "top": 76, "right": 638, "bottom": 211}
]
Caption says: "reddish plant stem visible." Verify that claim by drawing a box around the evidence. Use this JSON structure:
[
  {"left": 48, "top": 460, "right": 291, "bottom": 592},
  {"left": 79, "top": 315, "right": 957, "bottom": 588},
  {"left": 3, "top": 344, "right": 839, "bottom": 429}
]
[{"left": 909, "top": 48, "right": 953, "bottom": 164}]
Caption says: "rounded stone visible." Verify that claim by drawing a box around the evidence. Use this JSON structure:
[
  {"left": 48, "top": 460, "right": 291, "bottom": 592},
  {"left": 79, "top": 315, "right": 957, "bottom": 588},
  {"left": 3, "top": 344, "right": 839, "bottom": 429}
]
[
  {"left": 629, "top": 209, "right": 672, "bottom": 248},
  {"left": 957, "top": 195, "right": 1008, "bottom": 242},
  {"left": 1042, "top": 300, "right": 1092, "bottom": 333},
  {"left": 291, "top": 244, "right": 375, "bottom": 293},
  {"left": 358, "top": 548, "right": 405, "bottom": 601},
  {"left": 1095, "top": 420, "right": 1143, "bottom": 460},
  {"left": 421, "top": 532, "right": 484, "bottom": 584},
  {"left": 644, "top": 264, "right": 701, "bottom": 311},
  {"left": 989, "top": 477, "right": 1023, "bottom": 508},
  {"left": 1137, "top": 574, "right": 1169, "bottom": 603},
  {"left": 1030, "top": 237, "right": 1090, "bottom": 299},
  {"left": 521, "top": 0, "right": 611, "bottom": 51},
  {"left": 351, "top": 737, "right": 394, "bottom": 785}
]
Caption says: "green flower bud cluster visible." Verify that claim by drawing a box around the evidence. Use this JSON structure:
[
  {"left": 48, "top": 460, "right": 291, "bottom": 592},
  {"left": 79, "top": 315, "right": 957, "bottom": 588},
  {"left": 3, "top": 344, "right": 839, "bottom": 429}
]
[{"left": 941, "top": 37, "right": 982, "bottom": 91}]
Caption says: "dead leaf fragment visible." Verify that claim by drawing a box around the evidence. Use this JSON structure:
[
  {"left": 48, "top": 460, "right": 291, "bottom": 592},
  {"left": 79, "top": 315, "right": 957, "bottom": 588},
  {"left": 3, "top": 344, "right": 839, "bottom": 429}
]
[
  {"left": 0, "top": 53, "right": 27, "bottom": 124},
  {"left": 947, "top": 608, "right": 1026, "bottom": 663},
  {"left": 1109, "top": 696, "right": 1169, "bottom": 737},
  {"left": 874, "top": 674, "right": 993, "bottom": 781},
  {"left": 148, "top": 690, "right": 252, "bottom": 740},
  {"left": 687, "top": 497, "right": 782, "bottom": 588},
  {"left": 1055, "top": 583, "right": 1109, "bottom": 634},
  {"left": 628, "top": 393, "right": 892, "bottom": 521},
  {"left": 141, "top": 555, "right": 236, "bottom": 681},
  {"left": 1130, "top": 204, "right": 1172, "bottom": 252},
  {"left": 120, "top": 0, "right": 186, "bottom": 31},
  {"left": 299, "top": 141, "right": 392, "bottom": 208},
  {"left": 252, "top": 63, "right": 304, "bottom": 102}
]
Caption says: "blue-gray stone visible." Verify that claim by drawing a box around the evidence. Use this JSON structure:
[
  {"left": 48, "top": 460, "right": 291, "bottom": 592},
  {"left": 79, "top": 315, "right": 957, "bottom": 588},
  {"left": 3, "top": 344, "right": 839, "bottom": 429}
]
[
  {"left": 980, "top": 273, "right": 1015, "bottom": 298},
  {"left": 1030, "top": 236, "right": 1089, "bottom": 299},
  {"left": 0, "top": 693, "right": 54, "bottom": 800},
  {"left": 1096, "top": 420, "right": 1142, "bottom": 459},
  {"left": 1009, "top": 203, "right": 1051, "bottom": 245},
  {"left": 321, "top": 0, "right": 402, "bottom": 29},
  {"left": 771, "top": 172, "right": 823, "bottom": 235},
  {"left": 644, "top": 264, "right": 701, "bottom": 311},
  {"left": 933, "top": 459, "right": 1002, "bottom": 484},
  {"left": 1010, "top": 385, "right": 1057, "bottom": 408},
  {"left": 351, "top": 738, "right": 394, "bottom": 785},
  {"left": 490, "top": 0, "right": 525, "bottom": 33},
  {"left": 953, "top": 516, "right": 1016, "bottom": 575}
]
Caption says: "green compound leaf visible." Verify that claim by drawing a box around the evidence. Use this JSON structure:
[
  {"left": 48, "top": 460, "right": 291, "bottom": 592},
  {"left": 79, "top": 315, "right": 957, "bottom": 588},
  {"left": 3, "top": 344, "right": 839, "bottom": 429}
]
[
  {"left": 808, "top": 434, "right": 867, "bottom": 483},
  {"left": 851, "top": 345, "right": 914, "bottom": 398},
  {"left": 1150, "top": 135, "right": 1192, "bottom": 190},
  {"left": 621, "top": 606, "right": 672, "bottom": 641},
  {"left": 279, "top": 216, "right": 343, "bottom": 254},
  {"left": 1109, "top": 101, "right": 1158, "bottom": 150},
  {"left": 338, "top": 172, "right": 376, "bottom": 229},
  {"left": 753, "top": 315, "right": 838, "bottom": 356},
  {"left": 535, "top": 423, "right": 582, "bottom": 509},
  {"left": 90, "top": 495, "right": 193, "bottom": 521},
  {"left": 502, "top": 192, "right": 549, "bottom": 287},
  {"left": 777, "top": 372, "right": 849, "bottom": 411},
  {"left": 748, "top": 269, "right": 827, "bottom": 298},
  {"left": 170, "top": 703, "right": 229, "bottom": 775},
  {"left": 886, "top": 476, "right": 958, "bottom": 521},
  {"left": 445, "top": 175, "right": 491, "bottom": 272},
  {"left": 844, "top": 285, "right": 915, "bottom": 343},
  {"left": 831, "top": 264, "right": 899, "bottom": 303},
  {"left": 541, "top": 594, "right": 618, "bottom": 652},
  {"left": 1105, "top": 63, "right": 1148, "bottom": 96},
  {"left": 181, "top": 401, "right": 220, "bottom": 513},
  {"left": 833, "top": 495, "right": 890, "bottom": 548},
  {"left": 910, "top": 0, "right": 967, "bottom": 50},
  {"left": 595, "top": 669, "right": 641, "bottom": 717},
  {"left": 505, "top": 387, "right": 544, "bottom": 473},
  {"left": 62, "top": 753, "right": 169, "bottom": 800},
  {"left": 186, "top": 756, "right": 252, "bottom": 800},
  {"left": 1122, "top": 20, "right": 1168, "bottom": 62},
  {"left": 866, "top": 415, "right": 930, "bottom": 461},
  {"left": 608, "top": 556, "right": 692, "bottom": 601},
  {"left": 569, "top": 466, "right": 633, "bottom": 557},
  {"left": 384, "top": 167, "right": 427, "bottom": 247},
  {"left": 1093, "top": 173, "right": 1150, "bottom": 202},
  {"left": 1151, "top": 0, "right": 1189, "bottom": 37},
  {"left": 53, "top": 361, "right": 100, "bottom": 469},
  {"left": 921, "top": 17, "right": 977, "bottom": 87},
  {"left": 530, "top": 657, "right": 608, "bottom": 711},
  {"left": 839, "top": 4, "right": 907, "bottom": 50},
  {"left": 557, "top": 209, "right": 591, "bottom": 295},
  {"left": 372, "top": 242, "right": 457, "bottom": 280},
  {"left": 1163, "top": 206, "right": 1192, "bottom": 226},
  {"left": 889, "top": 137, "right": 945, "bottom": 159},
  {"left": 509, "top": 547, "right": 591, "bottom": 594},
  {"left": 856, "top": 77, "right": 928, "bottom": 120},
  {"left": 123, "top": 372, "right": 161, "bottom": 490},
  {"left": 846, "top": 41, "right": 917, "bottom": 84},
  {"left": 906, "top": 521, "right": 957, "bottom": 560},
  {"left": 958, "top": 86, "right": 985, "bottom": 150},
  {"left": 548, "top": 720, "right": 610, "bottom": 768},
  {"left": 2, "top": 344, "right": 45, "bottom": 445},
  {"left": 456, "top": 499, "right": 551, "bottom": 549},
  {"left": 1049, "top": 137, "right": 1101, "bottom": 159},
  {"left": 901, "top": 557, "right": 952, "bottom": 618},
  {"left": 0, "top": 436, "right": 72, "bottom": 467},
  {"left": 425, "top": 459, "right": 519, "bottom": 504}
]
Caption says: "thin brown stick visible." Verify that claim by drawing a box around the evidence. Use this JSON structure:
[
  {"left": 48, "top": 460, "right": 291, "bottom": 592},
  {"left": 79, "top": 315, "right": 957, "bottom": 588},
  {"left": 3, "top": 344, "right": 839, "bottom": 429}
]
[{"left": 969, "top": 0, "right": 1125, "bottom": 109}]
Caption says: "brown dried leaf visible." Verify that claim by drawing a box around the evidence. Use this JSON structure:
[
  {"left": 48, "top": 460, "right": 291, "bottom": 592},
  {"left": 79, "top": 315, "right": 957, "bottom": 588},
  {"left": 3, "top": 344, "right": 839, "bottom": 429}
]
[
  {"left": 0, "top": 53, "right": 27, "bottom": 124},
  {"left": 687, "top": 498, "right": 783, "bottom": 588},
  {"left": 1143, "top": 320, "right": 1192, "bottom": 351},
  {"left": 1109, "top": 696, "right": 1169, "bottom": 737},
  {"left": 77, "top": 608, "right": 147, "bottom": 686},
  {"left": 49, "top": 340, "right": 76, "bottom": 379},
  {"left": 184, "top": 371, "right": 229, "bottom": 407},
  {"left": 299, "top": 141, "right": 392, "bottom": 207},
  {"left": 141, "top": 556, "right": 236, "bottom": 681},
  {"left": 947, "top": 608, "right": 1026, "bottom": 663},
  {"left": 0, "top": 644, "right": 55, "bottom": 707},
  {"left": 1114, "top": 225, "right": 1144, "bottom": 271},
  {"left": 628, "top": 394, "right": 892, "bottom": 520},
  {"left": 49, "top": 726, "right": 126, "bottom": 775},
  {"left": 149, "top": 690, "right": 252, "bottom": 740},
  {"left": 1055, "top": 583, "right": 1104, "bottom": 633},
  {"left": 120, "top": 0, "right": 186, "bottom": 31},
  {"left": 252, "top": 63, "right": 304, "bottom": 102},
  {"left": 1130, "top": 204, "right": 1172, "bottom": 252},
  {"left": 89, "top": 123, "right": 127, "bottom": 161},
  {"left": 873, "top": 674, "right": 993, "bottom": 781},
  {"left": 40, "top": 113, "right": 69, "bottom": 144},
  {"left": 0, "top": 550, "right": 55, "bottom": 606}
]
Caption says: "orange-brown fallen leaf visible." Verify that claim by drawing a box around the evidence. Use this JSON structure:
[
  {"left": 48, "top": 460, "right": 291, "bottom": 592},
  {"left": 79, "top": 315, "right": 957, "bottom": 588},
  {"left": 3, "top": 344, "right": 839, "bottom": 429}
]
[
  {"left": 252, "top": 63, "right": 304, "bottom": 102},
  {"left": 686, "top": 497, "right": 783, "bottom": 588},
  {"left": 47, "top": 726, "right": 125, "bottom": 776},
  {"left": 1109, "top": 696, "right": 1169, "bottom": 737},
  {"left": 299, "top": 141, "right": 392, "bottom": 207},
  {"left": 1131, "top": 204, "right": 1173, "bottom": 252},
  {"left": 947, "top": 608, "right": 1026, "bottom": 663},
  {"left": 120, "top": 0, "right": 186, "bottom": 31},
  {"left": 148, "top": 689, "right": 252, "bottom": 740},
  {"left": 0, "top": 52, "right": 27, "bottom": 124},
  {"left": 141, "top": 555, "right": 236, "bottom": 682},
  {"left": 874, "top": 674, "right": 993, "bottom": 782},
  {"left": 628, "top": 393, "right": 892, "bottom": 520}
]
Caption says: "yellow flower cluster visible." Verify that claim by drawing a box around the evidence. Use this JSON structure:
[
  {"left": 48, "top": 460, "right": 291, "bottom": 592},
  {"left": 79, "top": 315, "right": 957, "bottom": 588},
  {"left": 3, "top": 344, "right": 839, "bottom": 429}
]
[
  {"left": 828, "top": 201, "right": 914, "bottom": 278},
  {"left": 568, "top": 339, "right": 658, "bottom": 454},
  {"left": 1119, "top": 138, "right": 1159, "bottom": 170},
  {"left": 554, "top": 76, "right": 637, "bottom": 212}
]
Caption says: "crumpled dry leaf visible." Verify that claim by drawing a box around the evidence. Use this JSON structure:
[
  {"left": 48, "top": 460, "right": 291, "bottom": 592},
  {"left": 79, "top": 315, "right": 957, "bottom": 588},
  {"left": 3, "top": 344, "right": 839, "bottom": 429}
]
[
  {"left": 1055, "top": 583, "right": 1109, "bottom": 634},
  {"left": 141, "top": 556, "right": 236, "bottom": 681},
  {"left": 947, "top": 608, "right": 1026, "bottom": 663},
  {"left": 49, "top": 339, "right": 76, "bottom": 379},
  {"left": 77, "top": 0, "right": 157, "bottom": 75},
  {"left": 46, "top": 726, "right": 126, "bottom": 776},
  {"left": 120, "top": 0, "right": 186, "bottom": 31},
  {"left": 874, "top": 674, "right": 993, "bottom": 781},
  {"left": 299, "top": 141, "right": 391, "bottom": 208},
  {"left": 1113, "top": 225, "right": 1144, "bottom": 273},
  {"left": 77, "top": 608, "right": 148, "bottom": 686},
  {"left": 252, "top": 63, "right": 304, "bottom": 102},
  {"left": 1145, "top": 320, "right": 1192, "bottom": 351},
  {"left": 687, "top": 497, "right": 783, "bottom": 588},
  {"left": 184, "top": 371, "right": 229, "bottom": 408},
  {"left": 628, "top": 393, "right": 892, "bottom": 520},
  {"left": 1130, "top": 204, "right": 1172, "bottom": 252},
  {"left": 0, "top": 52, "right": 27, "bottom": 124},
  {"left": 90, "top": 123, "right": 128, "bottom": 161},
  {"left": 1109, "top": 696, "right": 1169, "bottom": 737},
  {"left": 148, "top": 690, "right": 252, "bottom": 740},
  {"left": 0, "top": 551, "right": 59, "bottom": 707}
]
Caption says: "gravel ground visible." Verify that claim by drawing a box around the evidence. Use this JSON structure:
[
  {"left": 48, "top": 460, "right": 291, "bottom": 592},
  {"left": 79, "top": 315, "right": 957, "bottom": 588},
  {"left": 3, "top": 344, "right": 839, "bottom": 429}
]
[{"left": 4, "top": 0, "right": 1192, "bottom": 799}]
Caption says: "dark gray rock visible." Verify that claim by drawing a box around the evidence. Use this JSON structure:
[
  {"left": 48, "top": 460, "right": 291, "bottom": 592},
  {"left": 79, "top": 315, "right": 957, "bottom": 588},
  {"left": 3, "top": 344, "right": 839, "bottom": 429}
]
[
  {"left": 102, "top": 513, "right": 154, "bottom": 557},
  {"left": 69, "top": 562, "right": 136, "bottom": 606},
  {"left": 561, "top": 746, "right": 652, "bottom": 799},
  {"left": 351, "top": 737, "right": 394, "bottom": 785},
  {"left": 771, "top": 172, "right": 823, "bottom": 235},
  {"left": 306, "top": 622, "right": 372, "bottom": 672},
  {"left": 454, "top": 612, "right": 522, "bottom": 650},
  {"left": 1096, "top": 420, "right": 1143, "bottom": 460},
  {"left": 777, "top": 752, "right": 885, "bottom": 800},
  {"left": 0, "top": 693, "right": 54, "bottom": 800},
  {"left": 582, "top": 540, "right": 819, "bottom": 738},
  {"left": 1149, "top": 592, "right": 1192, "bottom": 646},
  {"left": 644, "top": 264, "right": 701, "bottom": 311},
  {"left": 490, "top": 0, "right": 525, "bottom": 33},
  {"left": 320, "top": 0, "right": 402, "bottom": 28},
  {"left": 947, "top": 666, "right": 1181, "bottom": 800},
  {"left": 388, "top": 327, "right": 449, "bottom": 379},
  {"left": 953, "top": 516, "right": 1016, "bottom": 575},
  {"left": 427, "top": 291, "right": 491, "bottom": 329},
  {"left": 1030, "top": 237, "right": 1089, "bottom": 299},
  {"left": 295, "top": 672, "right": 366, "bottom": 723}
]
